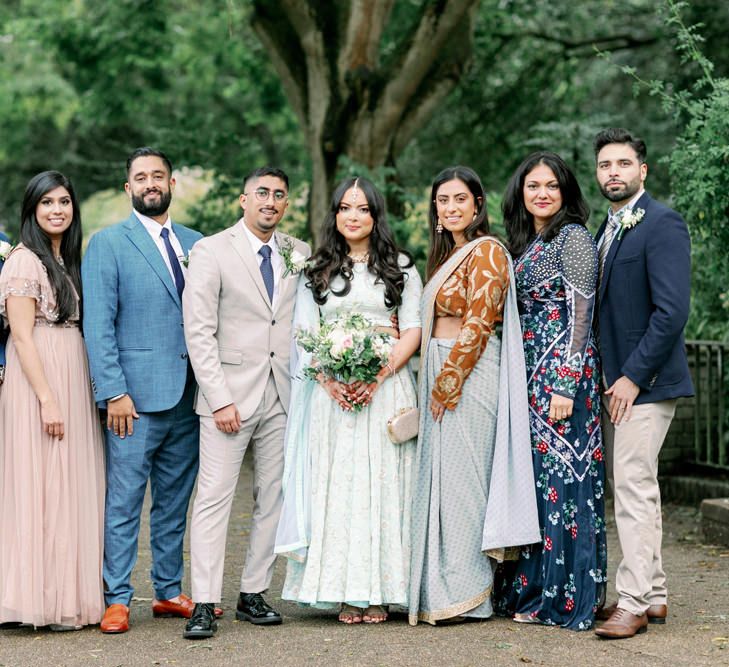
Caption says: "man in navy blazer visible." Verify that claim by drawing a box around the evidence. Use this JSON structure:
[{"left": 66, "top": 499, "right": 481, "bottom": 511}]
[
  {"left": 592, "top": 128, "right": 693, "bottom": 639},
  {"left": 83, "top": 148, "right": 205, "bottom": 633},
  {"left": 0, "top": 230, "right": 10, "bottom": 383}
]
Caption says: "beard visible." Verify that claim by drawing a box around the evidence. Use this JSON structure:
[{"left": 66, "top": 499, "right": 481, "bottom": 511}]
[
  {"left": 599, "top": 177, "right": 641, "bottom": 203},
  {"left": 132, "top": 188, "right": 172, "bottom": 217}
]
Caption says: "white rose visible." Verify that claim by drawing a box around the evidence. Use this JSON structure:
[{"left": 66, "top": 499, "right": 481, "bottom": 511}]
[
  {"left": 372, "top": 337, "right": 392, "bottom": 358},
  {"left": 0, "top": 241, "right": 12, "bottom": 259},
  {"left": 290, "top": 249, "right": 307, "bottom": 270},
  {"left": 328, "top": 328, "right": 347, "bottom": 359}
]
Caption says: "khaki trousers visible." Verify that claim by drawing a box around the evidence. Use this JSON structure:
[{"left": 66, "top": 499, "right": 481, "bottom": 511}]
[
  {"left": 190, "top": 373, "right": 286, "bottom": 602},
  {"left": 602, "top": 395, "right": 676, "bottom": 616}
]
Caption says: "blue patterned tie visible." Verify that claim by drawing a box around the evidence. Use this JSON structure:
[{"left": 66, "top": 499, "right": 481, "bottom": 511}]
[
  {"left": 258, "top": 245, "right": 274, "bottom": 302},
  {"left": 160, "top": 227, "right": 185, "bottom": 298}
]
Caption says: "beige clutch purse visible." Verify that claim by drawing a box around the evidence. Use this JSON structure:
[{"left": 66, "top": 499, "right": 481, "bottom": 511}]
[{"left": 387, "top": 407, "right": 419, "bottom": 444}]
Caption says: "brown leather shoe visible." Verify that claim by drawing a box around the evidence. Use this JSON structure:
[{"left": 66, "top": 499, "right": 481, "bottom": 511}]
[
  {"left": 100, "top": 604, "right": 130, "bottom": 634},
  {"left": 152, "top": 594, "right": 223, "bottom": 619},
  {"left": 594, "top": 608, "right": 648, "bottom": 639},
  {"left": 646, "top": 604, "right": 667, "bottom": 624},
  {"left": 597, "top": 601, "right": 667, "bottom": 624},
  {"left": 595, "top": 602, "right": 617, "bottom": 621}
]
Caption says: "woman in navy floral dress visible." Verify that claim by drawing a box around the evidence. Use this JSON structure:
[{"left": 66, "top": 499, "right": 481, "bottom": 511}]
[{"left": 501, "top": 152, "right": 607, "bottom": 630}]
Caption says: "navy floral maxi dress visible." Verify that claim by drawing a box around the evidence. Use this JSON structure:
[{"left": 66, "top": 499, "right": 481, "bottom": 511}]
[{"left": 507, "top": 223, "right": 607, "bottom": 630}]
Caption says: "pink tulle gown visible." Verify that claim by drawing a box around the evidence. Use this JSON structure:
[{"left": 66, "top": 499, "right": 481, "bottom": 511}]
[{"left": 0, "top": 246, "right": 105, "bottom": 628}]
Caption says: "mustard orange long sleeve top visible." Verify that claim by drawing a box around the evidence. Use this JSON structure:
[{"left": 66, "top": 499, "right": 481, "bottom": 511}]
[{"left": 432, "top": 239, "right": 510, "bottom": 409}]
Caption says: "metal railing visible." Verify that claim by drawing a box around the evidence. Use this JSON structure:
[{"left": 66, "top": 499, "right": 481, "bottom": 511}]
[{"left": 687, "top": 340, "right": 729, "bottom": 471}]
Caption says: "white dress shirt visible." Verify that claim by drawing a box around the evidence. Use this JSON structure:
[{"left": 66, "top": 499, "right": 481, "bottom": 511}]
[
  {"left": 240, "top": 219, "right": 282, "bottom": 307},
  {"left": 134, "top": 209, "right": 187, "bottom": 280}
]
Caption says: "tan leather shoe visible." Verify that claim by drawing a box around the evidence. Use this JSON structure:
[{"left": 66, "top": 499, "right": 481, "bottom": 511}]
[
  {"left": 100, "top": 604, "right": 130, "bottom": 634},
  {"left": 595, "top": 608, "right": 648, "bottom": 639},
  {"left": 152, "top": 593, "right": 223, "bottom": 619},
  {"left": 597, "top": 601, "right": 667, "bottom": 624}
]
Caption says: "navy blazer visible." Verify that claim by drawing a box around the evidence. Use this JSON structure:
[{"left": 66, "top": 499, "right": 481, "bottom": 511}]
[
  {"left": 0, "top": 230, "right": 10, "bottom": 367},
  {"left": 596, "top": 191, "right": 693, "bottom": 404},
  {"left": 82, "top": 214, "right": 202, "bottom": 411}
]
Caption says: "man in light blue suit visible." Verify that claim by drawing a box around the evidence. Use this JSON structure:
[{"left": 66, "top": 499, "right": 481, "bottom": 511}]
[
  {"left": 0, "top": 230, "right": 10, "bottom": 383},
  {"left": 83, "top": 148, "right": 204, "bottom": 634}
]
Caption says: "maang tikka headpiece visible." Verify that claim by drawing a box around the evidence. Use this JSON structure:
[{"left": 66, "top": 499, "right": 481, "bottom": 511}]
[{"left": 350, "top": 177, "right": 360, "bottom": 202}]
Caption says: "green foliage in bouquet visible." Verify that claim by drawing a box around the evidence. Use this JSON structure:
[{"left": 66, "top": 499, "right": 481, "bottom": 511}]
[{"left": 296, "top": 313, "right": 393, "bottom": 388}]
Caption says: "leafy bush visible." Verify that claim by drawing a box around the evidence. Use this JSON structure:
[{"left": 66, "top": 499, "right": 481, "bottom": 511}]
[{"left": 610, "top": 0, "right": 729, "bottom": 340}]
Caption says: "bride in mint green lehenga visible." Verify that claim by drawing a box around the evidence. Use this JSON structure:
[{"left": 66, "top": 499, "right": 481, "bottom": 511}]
[{"left": 275, "top": 177, "right": 422, "bottom": 624}]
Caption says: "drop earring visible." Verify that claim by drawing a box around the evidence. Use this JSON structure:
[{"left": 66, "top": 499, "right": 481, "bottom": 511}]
[{"left": 436, "top": 221, "right": 443, "bottom": 234}]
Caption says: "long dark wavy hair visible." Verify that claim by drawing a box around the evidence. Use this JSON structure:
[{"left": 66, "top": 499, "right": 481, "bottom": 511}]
[
  {"left": 20, "top": 171, "right": 83, "bottom": 323},
  {"left": 425, "top": 166, "right": 490, "bottom": 280},
  {"left": 305, "top": 177, "right": 413, "bottom": 308},
  {"left": 503, "top": 151, "right": 590, "bottom": 257}
]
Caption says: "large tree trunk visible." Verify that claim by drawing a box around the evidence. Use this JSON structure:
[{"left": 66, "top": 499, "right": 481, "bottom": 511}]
[{"left": 251, "top": 0, "right": 480, "bottom": 243}]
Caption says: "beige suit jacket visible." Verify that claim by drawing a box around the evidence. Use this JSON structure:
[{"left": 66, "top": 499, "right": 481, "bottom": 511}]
[{"left": 183, "top": 223, "right": 310, "bottom": 420}]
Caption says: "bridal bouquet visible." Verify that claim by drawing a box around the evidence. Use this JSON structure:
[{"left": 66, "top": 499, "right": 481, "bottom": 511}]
[{"left": 296, "top": 313, "right": 392, "bottom": 404}]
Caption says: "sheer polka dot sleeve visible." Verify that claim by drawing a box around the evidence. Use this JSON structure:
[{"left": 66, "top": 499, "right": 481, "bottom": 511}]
[{"left": 553, "top": 225, "right": 598, "bottom": 399}]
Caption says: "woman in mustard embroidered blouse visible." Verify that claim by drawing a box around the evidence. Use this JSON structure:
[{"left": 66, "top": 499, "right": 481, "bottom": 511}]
[{"left": 409, "top": 166, "right": 540, "bottom": 625}]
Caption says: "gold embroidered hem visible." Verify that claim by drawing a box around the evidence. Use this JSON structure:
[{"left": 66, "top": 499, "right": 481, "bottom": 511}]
[
  {"left": 486, "top": 546, "right": 521, "bottom": 563},
  {"left": 408, "top": 585, "right": 493, "bottom": 626}
]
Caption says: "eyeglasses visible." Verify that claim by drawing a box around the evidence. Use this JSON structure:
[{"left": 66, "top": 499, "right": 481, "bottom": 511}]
[{"left": 246, "top": 187, "right": 288, "bottom": 202}]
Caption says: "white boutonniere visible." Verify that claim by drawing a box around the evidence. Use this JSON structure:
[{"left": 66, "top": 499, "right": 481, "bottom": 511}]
[
  {"left": 178, "top": 252, "right": 191, "bottom": 268},
  {"left": 616, "top": 207, "right": 645, "bottom": 240},
  {"left": 279, "top": 239, "right": 310, "bottom": 277},
  {"left": 0, "top": 240, "right": 13, "bottom": 261}
]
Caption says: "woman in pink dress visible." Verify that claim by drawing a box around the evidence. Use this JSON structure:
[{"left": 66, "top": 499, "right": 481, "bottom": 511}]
[{"left": 0, "top": 171, "right": 105, "bottom": 631}]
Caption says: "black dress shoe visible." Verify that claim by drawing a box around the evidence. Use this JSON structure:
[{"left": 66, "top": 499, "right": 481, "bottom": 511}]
[
  {"left": 183, "top": 603, "right": 217, "bottom": 639},
  {"left": 236, "top": 593, "right": 282, "bottom": 625}
]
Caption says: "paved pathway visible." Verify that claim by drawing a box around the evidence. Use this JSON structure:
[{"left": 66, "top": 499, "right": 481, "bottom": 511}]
[{"left": 1, "top": 458, "right": 728, "bottom": 667}]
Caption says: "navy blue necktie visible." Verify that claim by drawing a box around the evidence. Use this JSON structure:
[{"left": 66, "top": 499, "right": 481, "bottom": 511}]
[
  {"left": 258, "top": 245, "right": 274, "bottom": 302},
  {"left": 160, "top": 227, "right": 185, "bottom": 298}
]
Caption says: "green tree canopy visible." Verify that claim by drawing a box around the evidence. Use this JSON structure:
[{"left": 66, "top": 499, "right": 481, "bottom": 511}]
[{"left": 1, "top": 0, "right": 728, "bottom": 335}]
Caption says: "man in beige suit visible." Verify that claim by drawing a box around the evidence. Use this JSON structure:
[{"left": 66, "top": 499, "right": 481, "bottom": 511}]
[{"left": 181, "top": 167, "right": 310, "bottom": 639}]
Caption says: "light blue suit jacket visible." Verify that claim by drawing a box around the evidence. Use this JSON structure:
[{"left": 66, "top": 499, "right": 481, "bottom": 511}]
[{"left": 82, "top": 213, "right": 203, "bottom": 411}]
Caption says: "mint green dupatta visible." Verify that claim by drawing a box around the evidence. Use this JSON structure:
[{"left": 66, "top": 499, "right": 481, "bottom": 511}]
[{"left": 274, "top": 275, "right": 319, "bottom": 561}]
